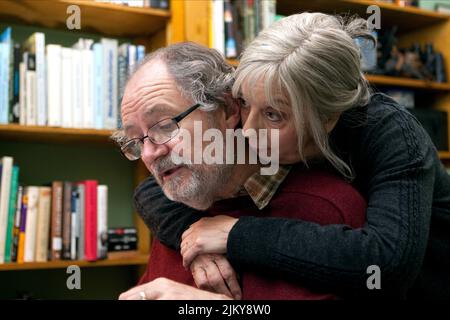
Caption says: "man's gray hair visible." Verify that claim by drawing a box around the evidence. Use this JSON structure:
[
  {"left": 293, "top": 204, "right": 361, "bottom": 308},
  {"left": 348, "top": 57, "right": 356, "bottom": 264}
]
[{"left": 133, "top": 42, "right": 235, "bottom": 112}]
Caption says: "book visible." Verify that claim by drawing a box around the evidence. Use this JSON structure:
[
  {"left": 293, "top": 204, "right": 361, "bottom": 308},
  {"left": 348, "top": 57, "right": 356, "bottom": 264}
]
[
  {"left": 35, "top": 186, "right": 51, "bottom": 262},
  {"left": 4, "top": 165, "right": 19, "bottom": 262},
  {"left": 46, "top": 44, "right": 62, "bottom": 127},
  {"left": 0, "top": 27, "right": 12, "bottom": 124},
  {"left": 101, "top": 38, "right": 118, "bottom": 130},
  {"left": 23, "top": 186, "right": 39, "bottom": 262},
  {"left": 10, "top": 185, "right": 23, "bottom": 262},
  {"left": 62, "top": 181, "right": 72, "bottom": 259},
  {"left": 17, "top": 191, "right": 28, "bottom": 263},
  {"left": 0, "top": 156, "right": 13, "bottom": 263},
  {"left": 83, "top": 180, "right": 98, "bottom": 261},
  {"left": 22, "top": 33, "right": 46, "bottom": 126},
  {"left": 61, "top": 48, "right": 73, "bottom": 128},
  {"left": 50, "top": 181, "right": 63, "bottom": 260},
  {"left": 97, "top": 185, "right": 108, "bottom": 259}
]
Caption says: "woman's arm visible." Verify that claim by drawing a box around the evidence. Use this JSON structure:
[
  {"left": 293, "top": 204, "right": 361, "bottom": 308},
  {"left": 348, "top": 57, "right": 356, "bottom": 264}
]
[
  {"left": 134, "top": 176, "right": 206, "bottom": 250},
  {"left": 225, "top": 108, "right": 436, "bottom": 296}
]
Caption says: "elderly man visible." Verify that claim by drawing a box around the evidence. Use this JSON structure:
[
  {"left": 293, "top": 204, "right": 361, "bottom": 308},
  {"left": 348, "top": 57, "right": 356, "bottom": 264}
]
[{"left": 115, "top": 42, "right": 366, "bottom": 300}]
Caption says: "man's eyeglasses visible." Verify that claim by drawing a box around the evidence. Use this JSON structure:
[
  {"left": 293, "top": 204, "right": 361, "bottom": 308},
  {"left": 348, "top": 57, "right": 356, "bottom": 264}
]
[{"left": 119, "top": 103, "right": 202, "bottom": 161}]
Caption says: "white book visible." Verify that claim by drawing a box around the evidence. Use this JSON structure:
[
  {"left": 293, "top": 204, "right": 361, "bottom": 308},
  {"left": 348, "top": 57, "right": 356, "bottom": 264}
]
[
  {"left": 127, "top": 45, "right": 136, "bottom": 76},
  {"left": 81, "top": 49, "right": 94, "bottom": 129},
  {"left": 19, "top": 62, "right": 26, "bottom": 125},
  {"left": 70, "top": 187, "right": 78, "bottom": 260},
  {"left": 35, "top": 187, "right": 51, "bottom": 262},
  {"left": 93, "top": 43, "right": 103, "bottom": 129},
  {"left": 101, "top": 38, "right": 118, "bottom": 129},
  {"left": 71, "top": 49, "right": 82, "bottom": 129},
  {"left": 261, "top": 0, "right": 276, "bottom": 30},
  {"left": 46, "top": 44, "right": 62, "bottom": 127},
  {"left": 24, "top": 186, "right": 39, "bottom": 262},
  {"left": 211, "top": 0, "right": 225, "bottom": 55},
  {"left": 97, "top": 185, "right": 108, "bottom": 259},
  {"left": 77, "top": 184, "right": 85, "bottom": 260},
  {"left": 25, "top": 70, "right": 36, "bottom": 126},
  {"left": 35, "top": 33, "right": 46, "bottom": 126},
  {"left": 61, "top": 47, "right": 73, "bottom": 128},
  {"left": 0, "top": 156, "right": 13, "bottom": 263}
]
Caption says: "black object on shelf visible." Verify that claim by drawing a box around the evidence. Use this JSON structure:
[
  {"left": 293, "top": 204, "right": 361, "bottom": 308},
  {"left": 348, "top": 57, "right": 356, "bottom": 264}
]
[
  {"left": 408, "top": 108, "right": 448, "bottom": 151},
  {"left": 107, "top": 227, "right": 138, "bottom": 252}
]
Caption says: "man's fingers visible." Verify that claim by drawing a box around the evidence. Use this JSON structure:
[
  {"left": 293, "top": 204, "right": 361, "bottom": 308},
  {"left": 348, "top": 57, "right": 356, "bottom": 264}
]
[
  {"left": 203, "top": 260, "right": 233, "bottom": 298},
  {"left": 191, "top": 264, "right": 210, "bottom": 291},
  {"left": 181, "top": 227, "right": 194, "bottom": 242},
  {"left": 214, "top": 258, "right": 242, "bottom": 300}
]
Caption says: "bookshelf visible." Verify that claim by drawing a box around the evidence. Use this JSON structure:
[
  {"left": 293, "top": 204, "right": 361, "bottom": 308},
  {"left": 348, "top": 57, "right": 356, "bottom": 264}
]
[
  {"left": 0, "top": 251, "right": 148, "bottom": 271},
  {"left": 0, "top": 0, "right": 189, "bottom": 298}
]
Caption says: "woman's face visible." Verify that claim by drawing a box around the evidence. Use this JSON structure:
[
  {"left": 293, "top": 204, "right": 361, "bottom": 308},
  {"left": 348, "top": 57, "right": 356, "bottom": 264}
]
[{"left": 239, "top": 80, "right": 304, "bottom": 164}]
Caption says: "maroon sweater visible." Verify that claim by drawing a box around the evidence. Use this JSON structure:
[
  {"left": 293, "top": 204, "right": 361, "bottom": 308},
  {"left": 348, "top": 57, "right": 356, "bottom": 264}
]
[{"left": 138, "top": 167, "right": 367, "bottom": 299}]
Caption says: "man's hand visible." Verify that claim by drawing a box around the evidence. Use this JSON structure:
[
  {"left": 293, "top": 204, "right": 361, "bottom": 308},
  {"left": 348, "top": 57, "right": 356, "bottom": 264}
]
[
  {"left": 118, "top": 277, "right": 232, "bottom": 300},
  {"left": 181, "top": 215, "right": 238, "bottom": 268},
  {"left": 190, "top": 254, "right": 242, "bottom": 300}
]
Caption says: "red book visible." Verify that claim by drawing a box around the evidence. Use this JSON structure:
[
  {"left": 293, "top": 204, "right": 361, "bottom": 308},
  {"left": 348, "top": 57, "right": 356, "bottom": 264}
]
[{"left": 83, "top": 180, "right": 98, "bottom": 261}]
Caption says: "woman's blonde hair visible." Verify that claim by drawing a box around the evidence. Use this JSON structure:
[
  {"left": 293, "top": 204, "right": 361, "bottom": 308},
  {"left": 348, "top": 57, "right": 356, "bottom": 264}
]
[{"left": 232, "top": 12, "right": 375, "bottom": 178}]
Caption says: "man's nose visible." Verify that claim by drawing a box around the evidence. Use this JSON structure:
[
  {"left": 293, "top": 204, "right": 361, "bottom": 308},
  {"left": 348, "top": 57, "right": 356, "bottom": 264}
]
[{"left": 141, "top": 140, "right": 169, "bottom": 166}]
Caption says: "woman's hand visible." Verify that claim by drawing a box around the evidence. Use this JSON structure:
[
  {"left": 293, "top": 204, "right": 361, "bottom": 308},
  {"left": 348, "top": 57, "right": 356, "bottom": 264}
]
[
  {"left": 190, "top": 254, "right": 242, "bottom": 300},
  {"left": 118, "top": 277, "right": 231, "bottom": 300},
  {"left": 181, "top": 215, "right": 238, "bottom": 268}
]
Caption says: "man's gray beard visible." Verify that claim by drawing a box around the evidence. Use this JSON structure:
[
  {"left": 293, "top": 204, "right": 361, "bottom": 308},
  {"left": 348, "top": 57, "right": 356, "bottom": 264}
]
[{"left": 152, "top": 154, "right": 234, "bottom": 210}]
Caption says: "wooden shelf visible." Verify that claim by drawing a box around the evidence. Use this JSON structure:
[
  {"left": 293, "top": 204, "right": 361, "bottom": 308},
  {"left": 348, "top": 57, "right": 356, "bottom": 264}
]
[
  {"left": 439, "top": 151, "right": 450, "bottom": 160},
  {"left": 0, "top": 0, "right": 170, "bottom": 38},
  {"left": 277, "top": 0, "right": 449, "bottom": 32},
  {"left": 0, "top": 124, "right": 116, "bottom": 145},
  {"left": 227, "top": 59, "right": 450, "bottom": 91},
  {"left": 365, "top": 74, "right": 450, "bottom": 91},
  {"left": 0, "top": 251, "right": 148, "bottom": 271}
]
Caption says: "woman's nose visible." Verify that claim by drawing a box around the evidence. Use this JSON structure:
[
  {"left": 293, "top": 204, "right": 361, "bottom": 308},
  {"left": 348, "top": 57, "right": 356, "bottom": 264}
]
[{"left": 242, "top": 109, "right": 261, "bottom": 137}]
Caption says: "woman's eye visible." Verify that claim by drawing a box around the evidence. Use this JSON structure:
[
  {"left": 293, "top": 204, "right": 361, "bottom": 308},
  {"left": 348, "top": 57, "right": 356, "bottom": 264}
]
[
  {"left": 264, "top": 109, "right": 283, "bottom": 122},
  {"left": 238, "top": 97, "right": 249, "bottom": 108}
]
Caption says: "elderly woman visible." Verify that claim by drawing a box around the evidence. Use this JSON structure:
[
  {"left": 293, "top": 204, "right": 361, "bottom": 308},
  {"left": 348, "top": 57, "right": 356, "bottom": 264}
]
[{"left": 122, "top": 12, "right": 450, "bottom": 299}]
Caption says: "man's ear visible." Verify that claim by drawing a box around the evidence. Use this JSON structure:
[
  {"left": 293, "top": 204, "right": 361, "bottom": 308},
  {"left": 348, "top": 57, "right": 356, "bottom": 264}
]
[{"left": 223, "top": 93, "right": 241, "bottom": 129}]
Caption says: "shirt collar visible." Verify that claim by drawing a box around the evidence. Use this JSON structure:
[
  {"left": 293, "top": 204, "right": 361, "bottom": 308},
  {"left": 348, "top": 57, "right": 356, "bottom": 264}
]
[{"left": 243, "top": 165, "right": 292, "bottom": 210}]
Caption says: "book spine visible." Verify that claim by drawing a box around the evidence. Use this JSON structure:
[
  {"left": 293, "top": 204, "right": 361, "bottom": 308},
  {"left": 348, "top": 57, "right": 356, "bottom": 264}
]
[
  {"left": 35, "top": 33, "right": 46, "bottom": 126},
  {"left": 62, "top": 181, "right": 72, "bottom": 260},
  {"left": 35, "top": 187, "right": 51, "bottom": 262},
  {"left": 102, "top": 39, "right": 118, "bottom": 130},
  {"left": 10, "top": 44, "right": 21, "bottom": 123},
  {"left": 70, "top": 185, "right": 79, "bottom": 260},
  {"left": 93, "top": 43, "right": 103, "bottom": 129},
  {"left": 46, "top": 45, "right": 62, "bottom": 127},
  {"left": 4, "top": 165, "right": 19, "bottom": 263},
  {"left": 84, "top": 180, "right": 98, "bottom": 261},
  {"left": 0, "top": 43, "right": 8, "bottom": 124},
  {"left": 77, "top": 184, "right": 85, "bottom": 260},
  {"left": 61, "top": 48, "right": 73, "bottom": 128},
  {"left": 50, "top": 181, "right": 63, "bottom": 260},
  {"left": 11, "top": 185, "right": 23, "bottom": 262},
  {"left": 19, "top": 61, "right": 26, "bottom": 125},
  {"left": 97, "top": 185, "right": 108, "bottom": 259},
  {"left": 23, "top": 186, "right": 39, "bottom": 262},
  {"left": 71, "top": 49, "right": 82, "bottom": 129},
  {"left": 17, "top": 191, "right": 28, "bottom": 263},
  {"left": 0, "top": 156, "right": 13, "bottom": 263}
]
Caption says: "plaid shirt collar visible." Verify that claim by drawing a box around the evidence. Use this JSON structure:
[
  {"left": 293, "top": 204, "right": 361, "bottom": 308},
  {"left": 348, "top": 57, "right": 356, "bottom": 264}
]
[{"left": 242, "top": 165, "right": 292, "bottom": 210}]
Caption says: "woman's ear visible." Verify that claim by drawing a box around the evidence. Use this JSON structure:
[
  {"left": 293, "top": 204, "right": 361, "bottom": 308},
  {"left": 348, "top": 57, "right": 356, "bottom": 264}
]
[
  {"left": 223, "top": 93, "right": 241, "bottom": 129},
  {"left": 325, "top": 114, "right": 341, "bottom": 133}
]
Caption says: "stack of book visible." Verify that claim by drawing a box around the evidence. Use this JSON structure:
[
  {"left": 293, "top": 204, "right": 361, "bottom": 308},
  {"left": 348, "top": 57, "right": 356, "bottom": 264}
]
[
  {"left": 96, "top": 0, "right": 169, "bottom": 9},
  {"left": 0, "top": 156, "right": 109, "bottom": 264},
  {"left": 210, "top": 0, "right": 278, "bottom": 59},
  {"left": 0, "top": 27, "right": 146, "bottom": 129}
]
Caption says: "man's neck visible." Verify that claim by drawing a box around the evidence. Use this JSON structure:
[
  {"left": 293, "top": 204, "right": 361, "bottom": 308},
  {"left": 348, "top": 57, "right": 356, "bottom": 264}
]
[{"left": 216, "top": 163, "right": 259, "bottom": 200}]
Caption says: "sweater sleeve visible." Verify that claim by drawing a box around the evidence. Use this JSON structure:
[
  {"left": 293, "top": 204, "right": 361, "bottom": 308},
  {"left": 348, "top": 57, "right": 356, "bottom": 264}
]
[
  {"left": 133, "top": 176, "right": 207, "bottom": 250},
  {"left": 227, "top": 109, "right": 435, "bottom": 297}
]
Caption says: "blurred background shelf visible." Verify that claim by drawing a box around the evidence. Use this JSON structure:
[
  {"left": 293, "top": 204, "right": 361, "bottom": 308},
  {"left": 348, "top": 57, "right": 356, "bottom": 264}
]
[
  {"left": 0, "top": 124, "right": 115, "bottom": 145},
  {"left": 0, "top": 251, "right": 148, "bottom": 271},
  {"left": 277, "top": 0, "right": 449, "bottom": 32},
  {"left": 0, "top": 0, "right": 170, "bottom": 38}
]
